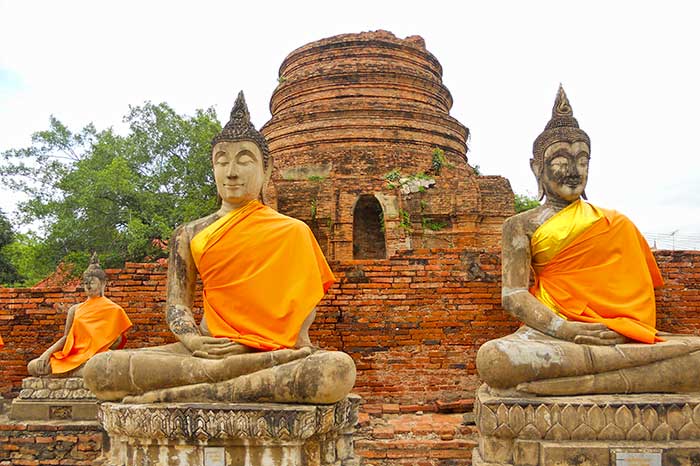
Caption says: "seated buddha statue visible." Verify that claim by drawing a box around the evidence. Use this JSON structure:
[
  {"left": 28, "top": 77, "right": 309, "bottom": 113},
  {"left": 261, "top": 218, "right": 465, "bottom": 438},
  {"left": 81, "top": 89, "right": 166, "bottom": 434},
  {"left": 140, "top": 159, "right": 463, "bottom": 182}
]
[
  {"left": 476, "top": 85, "right": 700, "bottom": 396},
  {"left": 84, "top": 92, "right": 355, "bottom": 404},
  {"left": 27, "top": 254, "right": 132, "bottom": 377}
]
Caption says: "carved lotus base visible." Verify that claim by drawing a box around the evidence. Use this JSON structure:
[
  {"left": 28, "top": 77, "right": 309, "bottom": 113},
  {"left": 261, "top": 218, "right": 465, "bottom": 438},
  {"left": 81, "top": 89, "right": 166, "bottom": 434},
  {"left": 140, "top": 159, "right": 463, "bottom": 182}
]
[
  {"left": 18, "top": 376, "right": 95, "bottom": 400},
  {"left": 10, "top": 377, "right": 97, "bottom": 420},
  {"left": 474, "top": 384, "right": 700, "bottom": 466},
  {"left": 97, "top": 395, "right": 361, "bottom": 466}
]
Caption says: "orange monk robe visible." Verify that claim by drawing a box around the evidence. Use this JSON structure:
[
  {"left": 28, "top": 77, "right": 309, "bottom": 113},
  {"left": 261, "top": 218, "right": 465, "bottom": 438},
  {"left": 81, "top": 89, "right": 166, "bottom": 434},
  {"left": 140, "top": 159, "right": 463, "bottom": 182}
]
[
  {"left": 530, "top": 200, "right": 664, "bottom": 344},
  {"left": 190, "top": 201, "right": 336, "bottom": 351},
  {"left": 0, "top": 334, "right": 4, "bottom": 349},
  {"left": 50, "top": 296, "right": 132, "bottom": 374}
]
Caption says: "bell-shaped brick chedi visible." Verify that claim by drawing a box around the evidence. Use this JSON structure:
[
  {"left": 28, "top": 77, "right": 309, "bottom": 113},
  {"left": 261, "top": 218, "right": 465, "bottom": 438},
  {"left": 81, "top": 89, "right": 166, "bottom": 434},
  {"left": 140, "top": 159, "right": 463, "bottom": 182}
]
[{"left": 262, "top": 30, "right": 514, "bottom": 260}]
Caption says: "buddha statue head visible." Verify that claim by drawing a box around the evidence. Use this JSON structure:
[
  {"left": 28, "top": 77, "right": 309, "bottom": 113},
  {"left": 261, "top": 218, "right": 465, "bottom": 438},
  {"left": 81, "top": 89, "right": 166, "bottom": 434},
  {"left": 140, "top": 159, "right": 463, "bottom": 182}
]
[
  {"left": 531, "top": 85, "right": 591, "bottom": 203},
  {"left": 211, "top": 92, "right": 272, "bottom": 209},
  {"left": 82, "top": 252, "right": 106, "bottom": 298}
]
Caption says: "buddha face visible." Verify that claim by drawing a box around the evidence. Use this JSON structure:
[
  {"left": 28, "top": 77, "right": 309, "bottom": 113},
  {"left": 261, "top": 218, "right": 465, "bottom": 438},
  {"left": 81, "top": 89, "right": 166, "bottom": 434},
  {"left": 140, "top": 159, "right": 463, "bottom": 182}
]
[
  {"left": 83, "top": 275, "right": 104, "bottom": 298},
  {"left": 541, "top": 141, "right": 590, "bottom": 202},
  {"left": 212, "top": 140, "right": 265, "bottom": 210}
]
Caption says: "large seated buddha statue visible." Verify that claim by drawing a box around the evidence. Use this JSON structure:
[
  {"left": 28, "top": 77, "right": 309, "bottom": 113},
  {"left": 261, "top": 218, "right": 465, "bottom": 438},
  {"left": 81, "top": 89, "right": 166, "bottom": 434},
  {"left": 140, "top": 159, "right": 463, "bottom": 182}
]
[
  {"left": 84, "top": 92, "right": 355, "bottom": 404},
  {"left": 27, "top": 254, "right": 132, "bottom": 378},
  {"left": 476, "top": 85, "right": 700, "bottom": 396}
]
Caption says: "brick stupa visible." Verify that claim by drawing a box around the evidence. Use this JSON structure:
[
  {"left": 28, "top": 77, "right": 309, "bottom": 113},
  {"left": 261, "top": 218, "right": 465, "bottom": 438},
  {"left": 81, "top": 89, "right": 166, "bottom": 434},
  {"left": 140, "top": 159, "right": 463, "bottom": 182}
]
[{"left": 262, "top": 31, "right": 513, "bottom": 260}]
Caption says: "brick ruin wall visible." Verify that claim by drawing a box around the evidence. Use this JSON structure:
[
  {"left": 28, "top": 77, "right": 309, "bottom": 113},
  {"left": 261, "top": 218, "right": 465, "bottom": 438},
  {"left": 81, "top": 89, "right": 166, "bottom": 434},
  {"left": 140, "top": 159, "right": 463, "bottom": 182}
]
[
  {"left": 0, "top": 423, "right": 102, "bottom": 466},
  {"left": 1, "top": 249, "right": 697, "bottom": 406}
]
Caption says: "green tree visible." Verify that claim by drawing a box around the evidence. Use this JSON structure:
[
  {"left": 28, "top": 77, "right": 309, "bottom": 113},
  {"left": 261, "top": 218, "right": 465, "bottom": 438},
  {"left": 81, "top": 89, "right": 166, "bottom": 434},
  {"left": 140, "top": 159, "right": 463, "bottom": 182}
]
[
  {"left": 1, "top": 102, "right": 221, "bottom": 282},
  {"left": 1, "top": 232, "right": 49, "bottom": 286},
  {"left": 0, "top": 209, "right": 22, "bottom": 284},
  {"left": 514, "top": 193, "right": 541, "bottom": 213}
]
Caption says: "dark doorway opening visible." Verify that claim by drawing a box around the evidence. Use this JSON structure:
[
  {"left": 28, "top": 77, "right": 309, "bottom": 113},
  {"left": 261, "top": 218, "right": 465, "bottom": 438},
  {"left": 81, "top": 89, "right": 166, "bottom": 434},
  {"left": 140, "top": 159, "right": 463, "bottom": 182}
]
[{"left": 353, "top": 195, "right": 386, "bottom": 259}]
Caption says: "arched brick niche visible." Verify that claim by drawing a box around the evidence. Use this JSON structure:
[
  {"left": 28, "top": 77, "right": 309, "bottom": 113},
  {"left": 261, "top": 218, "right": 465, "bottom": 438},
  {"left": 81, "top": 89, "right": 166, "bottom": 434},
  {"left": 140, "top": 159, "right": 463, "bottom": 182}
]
[{"left": 353, "top": 194, "right": 386, "bottom": 259}]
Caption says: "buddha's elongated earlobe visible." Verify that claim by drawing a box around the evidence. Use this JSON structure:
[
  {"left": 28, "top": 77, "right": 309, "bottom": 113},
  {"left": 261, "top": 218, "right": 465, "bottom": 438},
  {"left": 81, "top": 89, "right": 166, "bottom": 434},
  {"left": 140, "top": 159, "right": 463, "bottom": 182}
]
[{"left": 530, "top": 158, "right": 545, "bottom": 201}]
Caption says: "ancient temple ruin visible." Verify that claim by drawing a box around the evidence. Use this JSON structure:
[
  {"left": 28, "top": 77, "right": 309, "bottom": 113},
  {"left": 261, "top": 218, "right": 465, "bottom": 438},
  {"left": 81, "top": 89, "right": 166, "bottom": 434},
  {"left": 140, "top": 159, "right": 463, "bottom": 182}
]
[{"left": 262, "top": 31, "right": 514, "bottom": 260}]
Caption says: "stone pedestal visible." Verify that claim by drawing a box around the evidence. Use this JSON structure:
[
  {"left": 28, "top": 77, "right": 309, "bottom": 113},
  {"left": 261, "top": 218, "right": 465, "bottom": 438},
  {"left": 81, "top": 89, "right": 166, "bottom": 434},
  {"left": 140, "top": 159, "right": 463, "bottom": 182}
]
[
  {"left": 98, "top": 395, "right": 361, "bottom": 466},
  {"left": 10, "top": 377, "right": 97, "bottom": 421},
  {"left": 474, "top": 384, "right": 700, "bottom": 466}
]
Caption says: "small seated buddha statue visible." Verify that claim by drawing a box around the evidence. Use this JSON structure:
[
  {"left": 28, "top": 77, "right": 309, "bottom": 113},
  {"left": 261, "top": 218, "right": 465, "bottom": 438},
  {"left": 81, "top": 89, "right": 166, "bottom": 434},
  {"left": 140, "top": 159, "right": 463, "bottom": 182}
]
[
  {"left": 476, "top": 85, "right": 700, "bottom": 396},
  {"left": 84, "top": 92, "right": 355, "bottom": 404},
  {"left": 27, "top": 254, "right": 132, "bottom": 377}
]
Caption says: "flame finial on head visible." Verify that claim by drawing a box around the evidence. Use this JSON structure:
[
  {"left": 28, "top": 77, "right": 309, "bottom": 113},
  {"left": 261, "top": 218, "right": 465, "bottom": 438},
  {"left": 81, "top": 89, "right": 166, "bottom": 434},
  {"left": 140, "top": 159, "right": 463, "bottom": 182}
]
[
  {"left": 230, "top": 91, "right": 251, "bottom": 125},
  {"left": 211, "top": 91, "right": 270, "bottom": 168},
  {"left": 553, "top": 84, "right": 572, "bottom": 118},
  {"left": 544, "top": 84, "right": 579, "bottom": 130}
]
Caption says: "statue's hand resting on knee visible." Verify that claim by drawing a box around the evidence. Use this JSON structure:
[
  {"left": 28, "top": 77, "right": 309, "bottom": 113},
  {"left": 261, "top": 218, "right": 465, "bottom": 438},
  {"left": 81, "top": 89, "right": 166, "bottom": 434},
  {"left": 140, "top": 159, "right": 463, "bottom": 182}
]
[
  {"left": 181, "top": 334, "right": 257, "bottom": 359},
  {"left": 556, "top": 321, "right": 630, "bottom": 346}
]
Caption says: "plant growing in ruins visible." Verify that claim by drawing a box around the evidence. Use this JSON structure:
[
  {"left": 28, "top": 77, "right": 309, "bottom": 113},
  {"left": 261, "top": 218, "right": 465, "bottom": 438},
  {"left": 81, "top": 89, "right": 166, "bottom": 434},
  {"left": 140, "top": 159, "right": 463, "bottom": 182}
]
[
  {"left": 310, "top": 199, "right": 318, "bottom": 221},
  {"left": 384, "top": 169, "right": 402, "bottom": 189},
  {"left": 308, "top": 175, "right": 326, "bottom": 183},
  {"left": 431, "top": 147, "right": 454, "bottom": 175},
  {"left": 398, "top": 209, "right": 413, "bottom": 232},
  {"left": 422, "top": 217, "right": 447, "bottom": 231}
]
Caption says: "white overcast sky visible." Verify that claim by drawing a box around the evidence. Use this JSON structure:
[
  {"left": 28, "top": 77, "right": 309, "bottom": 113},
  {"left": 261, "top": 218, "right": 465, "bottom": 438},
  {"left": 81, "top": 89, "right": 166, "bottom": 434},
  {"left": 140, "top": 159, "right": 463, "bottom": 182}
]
[{"left": 1, "top": 0, "right": 698, "bottom": 249}]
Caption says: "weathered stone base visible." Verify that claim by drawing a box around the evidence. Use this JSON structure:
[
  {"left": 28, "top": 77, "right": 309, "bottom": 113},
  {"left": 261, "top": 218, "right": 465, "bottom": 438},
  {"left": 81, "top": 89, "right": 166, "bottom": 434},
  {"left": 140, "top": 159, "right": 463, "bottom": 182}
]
[
  {"left": 98, "top": 395, "right": 361, "bottom": 466},
  {"left": 474, "top": 384, "right": 700, "bottom": 466},
  {"left": 10, "top": 398, "right": 98, "bottom": 421},
  {"left": 9, "top": 376, "right": 98, "bottom": 421}
]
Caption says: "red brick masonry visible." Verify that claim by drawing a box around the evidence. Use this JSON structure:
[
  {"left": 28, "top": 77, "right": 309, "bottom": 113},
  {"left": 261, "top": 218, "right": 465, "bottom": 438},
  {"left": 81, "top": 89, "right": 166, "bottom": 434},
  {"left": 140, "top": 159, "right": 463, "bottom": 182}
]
[
  {"left": 0, "top": 420, "right": 102, "bottom": 466},
  {"left": 0, "top": 249, "right": 697, "bottom": 465},
  {"left": 1, "top": 249, "right": 697, "bottom": 404}
]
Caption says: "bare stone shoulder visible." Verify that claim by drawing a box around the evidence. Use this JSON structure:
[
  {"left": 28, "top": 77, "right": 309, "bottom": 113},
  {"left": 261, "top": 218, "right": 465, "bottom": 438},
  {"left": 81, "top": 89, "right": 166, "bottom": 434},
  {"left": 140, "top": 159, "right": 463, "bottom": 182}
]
[
  {"left": 173, "top": 212, "right": 220, "bottom": 243},
  {"left": 65, "top": 302, "right": 80, "bottom": 314},
  {"left": 503, "top": 206, "right": 549, "bottom": 243}
]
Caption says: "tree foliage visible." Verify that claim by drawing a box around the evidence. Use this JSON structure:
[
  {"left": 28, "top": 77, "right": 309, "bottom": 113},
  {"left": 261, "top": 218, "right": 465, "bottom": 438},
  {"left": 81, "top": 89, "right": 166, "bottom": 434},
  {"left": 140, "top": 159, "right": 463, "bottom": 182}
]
[
  {"left": 1, "top": 103, "right": 221, "bottom": 283},
  {"left": 0, "top": 210, "right": 22, "bottom": 284},
  {"left": 514, "top": 193, "right": 541, "bottom": 213}
]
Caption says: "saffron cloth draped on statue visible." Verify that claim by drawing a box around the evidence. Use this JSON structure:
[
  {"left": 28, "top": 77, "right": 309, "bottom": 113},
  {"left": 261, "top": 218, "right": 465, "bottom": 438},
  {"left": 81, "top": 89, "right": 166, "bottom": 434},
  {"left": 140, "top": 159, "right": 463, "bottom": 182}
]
[
  {"left": 190, "top": 200, "right": 336, "bottom": 351},
  {"left": 530, "top": 200, "right": 664, "bottom": 344},
  {"left": 50, "top": 297, "right": 132, "bottom": 374}
]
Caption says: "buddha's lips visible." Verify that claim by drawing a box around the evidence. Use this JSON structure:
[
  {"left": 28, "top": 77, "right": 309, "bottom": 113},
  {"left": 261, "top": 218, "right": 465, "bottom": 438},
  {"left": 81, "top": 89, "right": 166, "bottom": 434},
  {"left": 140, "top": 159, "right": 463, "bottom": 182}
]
[{"left": 557, "top": 176, "right": 581, "bottom": 188}]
